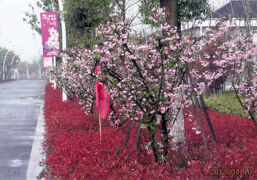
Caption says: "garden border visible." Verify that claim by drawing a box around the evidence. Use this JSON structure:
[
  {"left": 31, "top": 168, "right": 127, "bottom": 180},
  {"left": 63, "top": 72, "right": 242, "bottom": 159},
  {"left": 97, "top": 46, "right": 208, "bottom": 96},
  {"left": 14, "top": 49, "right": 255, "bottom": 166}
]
[{"left": 26, "top": 103, "right": 45, "bottom": 180}]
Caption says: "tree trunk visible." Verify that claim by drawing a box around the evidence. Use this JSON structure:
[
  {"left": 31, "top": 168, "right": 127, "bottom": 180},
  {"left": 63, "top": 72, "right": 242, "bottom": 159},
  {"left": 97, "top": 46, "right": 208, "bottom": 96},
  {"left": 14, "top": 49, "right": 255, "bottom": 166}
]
[
  {"left": 121, "top": 0, "right": 126, "bottom": 21},
  {"left": 160, "top": 0, "right": 178, "bottom": 27},
  {"left": 135, "top": 125, "right": 142, "bottom": 150},
  {"left": 242, "top": 0, "right": 251, "bottom": 34},
  {"left": 123, "top": 119, "right": 134, "bottom": 147},
  {"left": 249, "top": 111, "right": 257, "bottom": 128},
  {"left": 169, "top": 106, "right": 185, "bottom": 147},
  {"left": 161, "top": 114, "right": 169, "bottom": 160},
  {"left": 161, "top": 0, "right": 185, "bottom": 147},
  {"left": 148, "top": 126, "right": 159, "bottom": 162}
]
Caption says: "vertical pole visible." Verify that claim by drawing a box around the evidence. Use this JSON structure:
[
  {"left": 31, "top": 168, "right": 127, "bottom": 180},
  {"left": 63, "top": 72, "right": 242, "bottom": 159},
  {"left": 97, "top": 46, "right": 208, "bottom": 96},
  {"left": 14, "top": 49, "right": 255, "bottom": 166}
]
[
  {"left": 17, "top": 69, "right": 19, "bottom": 79},
  {"left": 3, "top": 50, "right": 11, "bottom": 80},
  {"left": 99, "top": 114, "right": 102, "bottom": 141},
  {"left": 10, "top": 55, "right": 16, "bottom": 66},
  {"left": 253, "top": 34, "right": 257, "bottom": 87},
  {"left": 10, "top": 55, "right": 16, "bottom": 80},
  {"left": 25, "top": 62, "right": 30, "bottom": 79},
  {"left": 57, "top": 0, "right": 67, "bottom": 101},
  {"left": 36, "top": 59, "right": 42, "bottom": 80},
  {"left": 53, "top": 57, "right": 57, "bottom": 89}
]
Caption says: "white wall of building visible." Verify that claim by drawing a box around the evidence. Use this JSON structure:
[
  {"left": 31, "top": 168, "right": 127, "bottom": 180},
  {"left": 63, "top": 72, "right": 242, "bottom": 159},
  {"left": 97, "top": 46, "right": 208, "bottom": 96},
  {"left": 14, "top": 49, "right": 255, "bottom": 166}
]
[{"left": 126, "top": 0, "right": 230, "bottom": 36}]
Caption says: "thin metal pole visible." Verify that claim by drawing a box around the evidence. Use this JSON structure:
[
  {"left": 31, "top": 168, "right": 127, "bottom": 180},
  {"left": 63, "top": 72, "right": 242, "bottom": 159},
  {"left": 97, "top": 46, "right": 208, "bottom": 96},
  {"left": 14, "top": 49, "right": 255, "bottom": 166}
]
[
  {"left": 53, "top": 56, "right": 56, "bottom": 89},
  {"left": 10, "top": 55, "right": 16, "bottom": 65},
  {"left": 25, "top": 62, "right": 30, "bottom": 79},
  {"left": 99, "top": 113, "right": 102, "bottom": 141},
  {"left": 10, "top": 55, "right": 16, "bottom": 80},
  {"left": 37, "top": 59, "right": 42, "bottom": 79},
  {"left": 3, "top": 49, "right": 11, "bottom": 80},
  {"left": 58, "top": 0, "right": 67, "bottom": 101}
]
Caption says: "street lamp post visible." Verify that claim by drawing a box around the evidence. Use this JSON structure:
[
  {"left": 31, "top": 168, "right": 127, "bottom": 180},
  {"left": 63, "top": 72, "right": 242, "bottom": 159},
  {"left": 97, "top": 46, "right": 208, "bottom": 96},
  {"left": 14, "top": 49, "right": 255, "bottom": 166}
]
[
  {"left": 58, "top": 0, "right": 68, "bottom": 101},
  {"left": 10, "top": 55, "right": 17, "bottom": 80},
  {"left": 53, "top": 56, "right": 56, "bottom": 89},
  {"left": 25, "top": 62, "right": 30, "bottom": 79},
  {"left": 37, "top": 60, "right": 42, "bottom": 79},
  {"left": 10, "top": 55, "right": 16, "bottom": 65},
  {"left": 2, "top": 49, "right": 11, "bottom": 81}
]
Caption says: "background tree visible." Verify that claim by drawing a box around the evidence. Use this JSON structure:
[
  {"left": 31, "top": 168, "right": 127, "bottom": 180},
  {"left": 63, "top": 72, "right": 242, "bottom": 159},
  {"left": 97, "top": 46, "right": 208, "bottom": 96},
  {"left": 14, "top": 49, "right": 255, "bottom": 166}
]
[
  {"left": 64, "top": 0, "right": 114, "bottom": 48},
  {"left": 0, "top": 47, "right": 20, "bottom": 80},
  {"left": 139, "top": 0, "right": 210, "bottom": 145},
  {"left": 24, "top": 0, "right": 115, "bottom": 49},
  {"left": 24, "top": 0, "right": 57, "bottom": 35},
  {"left": 140, "top": 0, "right": 210, "bottom": 31},
  {"left": 17, "top": 58, "right": 44, "bottom": 80}
]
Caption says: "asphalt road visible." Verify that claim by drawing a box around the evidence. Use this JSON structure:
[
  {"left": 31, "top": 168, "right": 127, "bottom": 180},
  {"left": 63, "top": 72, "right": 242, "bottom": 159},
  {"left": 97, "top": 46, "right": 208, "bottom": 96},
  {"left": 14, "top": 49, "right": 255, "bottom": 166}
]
[{"left": 0, "top": 80, "right": 46, "bottom": 180}]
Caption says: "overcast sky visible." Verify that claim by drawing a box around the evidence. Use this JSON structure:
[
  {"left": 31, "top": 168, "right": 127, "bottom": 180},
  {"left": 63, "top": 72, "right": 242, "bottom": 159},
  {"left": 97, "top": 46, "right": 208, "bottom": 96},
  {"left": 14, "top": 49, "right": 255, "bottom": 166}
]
[
  {"left": 0, "top": 0, "right": 42, "bottom": 62},
  {"left": 0, "top": 0, "right": 228, "bottom": 62}
]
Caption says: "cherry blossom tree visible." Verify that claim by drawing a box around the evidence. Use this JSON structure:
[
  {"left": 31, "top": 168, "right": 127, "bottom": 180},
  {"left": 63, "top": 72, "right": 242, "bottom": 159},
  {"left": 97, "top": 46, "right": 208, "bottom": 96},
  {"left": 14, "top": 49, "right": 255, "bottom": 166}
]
[
  {"left": 184, "top": 21, "right": 257, "bottom": 129},
  {"left": 92, "top": 9, "right": 194, "bottom": 161},
  {"left": 53, "top": 10, "right": 257, "bottom": 162},
  {"left": 55, "top": 49, "right": 96, "bottom": 114}
]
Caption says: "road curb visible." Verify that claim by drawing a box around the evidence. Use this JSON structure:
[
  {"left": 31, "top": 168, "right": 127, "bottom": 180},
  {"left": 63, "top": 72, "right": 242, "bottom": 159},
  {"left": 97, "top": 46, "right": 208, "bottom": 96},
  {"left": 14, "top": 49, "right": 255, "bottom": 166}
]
[{"left": 26, "top": 103, "right": 45, "bottom": 180}]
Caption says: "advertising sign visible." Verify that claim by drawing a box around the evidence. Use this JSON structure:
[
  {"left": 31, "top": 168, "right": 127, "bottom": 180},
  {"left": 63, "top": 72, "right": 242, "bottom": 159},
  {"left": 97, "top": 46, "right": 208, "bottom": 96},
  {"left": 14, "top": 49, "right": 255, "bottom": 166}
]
[
  {"left": 44, "top": 57, "right": 53, "bottom": 71},
  {"left": 40, "top": 12, "right": 60, "bottom": 57}
]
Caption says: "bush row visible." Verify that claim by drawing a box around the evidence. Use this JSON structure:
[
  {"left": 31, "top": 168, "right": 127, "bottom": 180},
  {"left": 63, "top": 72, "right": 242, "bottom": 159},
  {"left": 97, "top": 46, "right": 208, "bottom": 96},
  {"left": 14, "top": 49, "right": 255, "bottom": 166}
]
[{"left": 43, "top": 84, "right": 257, "bottom": 179}]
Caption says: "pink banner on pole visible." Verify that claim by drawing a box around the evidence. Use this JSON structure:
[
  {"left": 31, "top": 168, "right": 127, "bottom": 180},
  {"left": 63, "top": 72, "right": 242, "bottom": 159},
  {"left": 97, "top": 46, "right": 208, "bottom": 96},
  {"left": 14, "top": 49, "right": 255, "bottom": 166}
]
[
  {"left": 44, "top": 57, "right": 53, "bottom": 71},
  {"left": 40, "top": 12, "right": 60, "bottom": 57}
]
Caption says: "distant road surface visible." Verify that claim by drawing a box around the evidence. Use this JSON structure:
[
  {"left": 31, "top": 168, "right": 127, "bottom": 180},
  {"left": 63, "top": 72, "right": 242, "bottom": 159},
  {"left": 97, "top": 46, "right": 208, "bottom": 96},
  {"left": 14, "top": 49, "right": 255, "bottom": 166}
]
[{"left": 0, "top": 80, "right": 46, "bottom": 180}]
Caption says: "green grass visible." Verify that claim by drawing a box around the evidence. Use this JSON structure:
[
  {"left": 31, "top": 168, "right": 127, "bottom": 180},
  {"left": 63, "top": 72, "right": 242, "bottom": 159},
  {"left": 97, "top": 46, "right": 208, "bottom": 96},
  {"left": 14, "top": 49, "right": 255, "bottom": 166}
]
[{"left": 204, "top": 91, "right": 249, "bottom": 118}]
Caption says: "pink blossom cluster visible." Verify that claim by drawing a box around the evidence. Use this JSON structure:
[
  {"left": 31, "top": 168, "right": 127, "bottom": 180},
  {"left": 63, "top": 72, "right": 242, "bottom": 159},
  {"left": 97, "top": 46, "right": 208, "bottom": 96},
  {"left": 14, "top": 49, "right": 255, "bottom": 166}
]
[
  {"left": 181, "top": 22, "right": 257, "bottom": 121},
  {"left": 55, "top": 49, "right": 96, "bottom": 114},
  {"left": 93, "top": 12, "right": 191, "bottom": 125},
  {"left": 53, "top": 8, "right": 257, "bottom": 135}
]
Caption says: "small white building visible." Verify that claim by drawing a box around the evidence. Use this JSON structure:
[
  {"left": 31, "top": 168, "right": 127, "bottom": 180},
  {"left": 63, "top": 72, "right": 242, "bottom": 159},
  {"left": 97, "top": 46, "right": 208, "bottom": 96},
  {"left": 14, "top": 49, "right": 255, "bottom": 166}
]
[
  {"left": 182, "top": 0, "right": 257, "bottom": 91},
  {"left": 182, "top": 0, "right": 257, "bottom": 36}
]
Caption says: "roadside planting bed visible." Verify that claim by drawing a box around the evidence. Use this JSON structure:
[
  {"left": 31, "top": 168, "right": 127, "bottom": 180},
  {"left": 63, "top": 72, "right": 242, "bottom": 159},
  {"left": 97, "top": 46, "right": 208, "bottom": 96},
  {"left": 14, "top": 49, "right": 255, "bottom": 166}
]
[{"left": 42, "top": 84, "right": 256, "bottom": 179}]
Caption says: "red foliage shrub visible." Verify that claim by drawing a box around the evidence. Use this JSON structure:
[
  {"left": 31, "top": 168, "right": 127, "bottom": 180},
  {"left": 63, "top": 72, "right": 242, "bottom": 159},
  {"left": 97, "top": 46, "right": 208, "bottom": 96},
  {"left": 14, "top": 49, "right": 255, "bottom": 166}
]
[{"left": 42, "top": 84, "right": 257, "bottom": 179}]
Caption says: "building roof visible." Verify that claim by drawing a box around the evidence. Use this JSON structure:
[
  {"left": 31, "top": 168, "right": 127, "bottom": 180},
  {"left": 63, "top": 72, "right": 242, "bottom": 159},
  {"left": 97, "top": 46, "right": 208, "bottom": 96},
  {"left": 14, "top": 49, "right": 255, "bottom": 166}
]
[{"left": 212, "top": 0, "right": 257, "bottom": 19}]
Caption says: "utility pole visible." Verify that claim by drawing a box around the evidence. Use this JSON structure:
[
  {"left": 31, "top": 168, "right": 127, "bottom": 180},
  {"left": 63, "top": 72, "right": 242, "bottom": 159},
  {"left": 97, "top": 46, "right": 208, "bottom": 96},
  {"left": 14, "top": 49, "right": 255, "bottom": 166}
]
[
  {"left": 36, "top": 60, "right": 42, "bottom": 79},
  {"left": 25, "top": 62, "right": 30, "bottom": 79},
  {"left": 57, "top": 0, "right": 67, "bottom": 101},
  {"left": 10, "top": 55, "right": 16, "bottom": 65},
  {"left": 10, "top": 55, "right": 17, "bottom": 80},
  {"left": 2, "top": 49, "right": 11, "bottom": 81},
  {"left": 53, "top": 56, "right": 57, "bottom": 89}
]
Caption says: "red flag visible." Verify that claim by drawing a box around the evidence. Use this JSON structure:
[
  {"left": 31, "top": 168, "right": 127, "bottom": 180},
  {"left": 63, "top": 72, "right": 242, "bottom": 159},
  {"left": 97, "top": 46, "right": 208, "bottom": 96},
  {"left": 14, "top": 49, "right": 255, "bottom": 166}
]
[{"left": 95, "top": 66, "right": 110, "bottom": 120}]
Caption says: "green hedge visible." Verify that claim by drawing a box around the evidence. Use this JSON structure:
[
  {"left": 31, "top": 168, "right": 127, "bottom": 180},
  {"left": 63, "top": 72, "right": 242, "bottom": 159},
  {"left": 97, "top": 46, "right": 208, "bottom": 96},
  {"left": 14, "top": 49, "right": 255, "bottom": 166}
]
[{"left": 204, "top": 91, "right": 248, "bottom": 118}]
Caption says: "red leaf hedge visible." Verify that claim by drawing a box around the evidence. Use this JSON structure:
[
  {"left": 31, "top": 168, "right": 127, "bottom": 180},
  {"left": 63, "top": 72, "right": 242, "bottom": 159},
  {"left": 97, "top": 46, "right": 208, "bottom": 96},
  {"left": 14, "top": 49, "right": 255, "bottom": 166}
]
[{"left": 42, "top": 84, "right": 257, "bottom": 179}]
